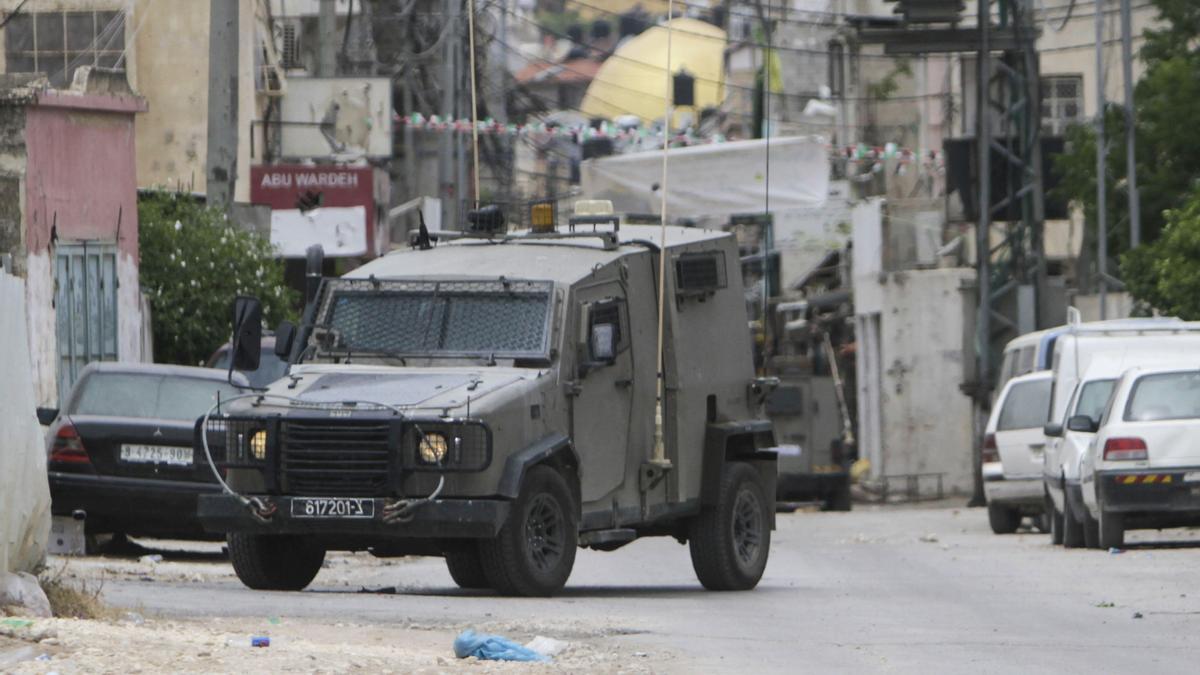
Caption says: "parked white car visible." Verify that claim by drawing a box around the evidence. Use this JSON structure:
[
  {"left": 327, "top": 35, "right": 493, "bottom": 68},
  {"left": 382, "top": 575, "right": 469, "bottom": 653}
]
[
  {"left": 1080, "top": 366, "right": 1200, "bottom": 548},
  {"left": 983, "top": 371, "right": 1053, "bottom": 534},
  {"left": 1042, "top": 367, "right": 1115, "bottom": 548}
]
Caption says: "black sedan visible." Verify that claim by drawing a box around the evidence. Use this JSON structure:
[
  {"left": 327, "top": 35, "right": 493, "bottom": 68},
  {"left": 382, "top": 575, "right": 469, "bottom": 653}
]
[{"left": 43, "top": 363, "right": 247, "bottom": 540}]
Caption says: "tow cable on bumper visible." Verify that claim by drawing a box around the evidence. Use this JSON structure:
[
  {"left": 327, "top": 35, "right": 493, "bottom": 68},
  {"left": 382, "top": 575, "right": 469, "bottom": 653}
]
[{"left": 199, "top": 393, "right": 447, "bottom": 524}]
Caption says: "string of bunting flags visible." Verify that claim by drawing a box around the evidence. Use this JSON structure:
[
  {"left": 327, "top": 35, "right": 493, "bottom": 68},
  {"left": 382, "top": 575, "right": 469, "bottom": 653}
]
[{"left": 395, "top": 112, "right": 943, "bottom": 167}]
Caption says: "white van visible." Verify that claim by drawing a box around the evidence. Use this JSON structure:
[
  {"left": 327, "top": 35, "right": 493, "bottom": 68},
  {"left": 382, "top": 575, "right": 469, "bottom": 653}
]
[{"left": 996, "top": 326, "right": 1065, "bottom": 393}]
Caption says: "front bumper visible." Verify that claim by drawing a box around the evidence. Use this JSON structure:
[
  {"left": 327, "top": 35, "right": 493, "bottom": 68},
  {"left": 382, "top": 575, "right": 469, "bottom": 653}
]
[
  {"left": 1097, "top": 469, "right": 1200, "bottom": 515},
  {"left": 983, "top": 474, "right": 1042, "bottom": 507},
  {"left": 198, "top": 494, "right": 510, "bottom": 540},
  {"left": 49, "top": 471, "right": 220, "bottom": 537}
]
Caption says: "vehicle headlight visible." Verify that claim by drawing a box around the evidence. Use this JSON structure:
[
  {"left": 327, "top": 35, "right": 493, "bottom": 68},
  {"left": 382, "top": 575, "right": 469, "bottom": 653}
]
[
  {"left": 418, "top": 432, "right": 449, "bottom": 464},
  {"left": 249, "top": 430, "right": 267, "bottom": 461}
]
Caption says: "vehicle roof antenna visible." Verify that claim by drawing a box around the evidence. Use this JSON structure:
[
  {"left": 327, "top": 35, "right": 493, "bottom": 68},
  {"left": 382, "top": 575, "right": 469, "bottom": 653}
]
[{"left": 415, "top": 209, "right": 433, "bottom": 251}]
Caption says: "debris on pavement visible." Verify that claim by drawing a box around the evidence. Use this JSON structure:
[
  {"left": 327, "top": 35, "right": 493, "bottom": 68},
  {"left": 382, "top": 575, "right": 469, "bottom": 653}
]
[
  {"left": 225, "top": 636, "right": 271, "bottom": 648},
  {"left": 524, "top": 635, "right": 570, "bottom": 657},
  {"left": 1096, "top": 601, "right": 1115, "bottom": 608},
  {"left": 453, "top": 629, "right": 550, "bottom": 662},
  {"left": 1108, "top": 548, "right": 1124, "bottom": 554},
  {"left": 919, "top": 533, "right": 939, "bottom": 543}
]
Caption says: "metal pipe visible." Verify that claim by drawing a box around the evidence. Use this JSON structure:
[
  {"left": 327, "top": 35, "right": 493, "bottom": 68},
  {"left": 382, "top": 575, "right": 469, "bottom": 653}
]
[
  {"left": 1096, "top": 0, "right": 1108, "bottom": 318},
  {"left": 972, "top": 0, "right": 993, "bottom": 508},
  {"left": 1120, "top": 0, "right": 1140, "bottom": 249}
]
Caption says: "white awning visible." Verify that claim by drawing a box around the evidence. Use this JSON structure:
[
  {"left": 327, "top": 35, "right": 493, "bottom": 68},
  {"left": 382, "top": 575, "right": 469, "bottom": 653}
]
[{"left": 270, "top": 206, "right": 367, "bottom": 258}]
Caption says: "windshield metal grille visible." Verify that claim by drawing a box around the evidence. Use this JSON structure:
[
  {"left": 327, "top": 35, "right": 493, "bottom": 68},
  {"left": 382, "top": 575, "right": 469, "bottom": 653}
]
[{"left": 318, "top": 279, "right": 553, "bottom": 359}]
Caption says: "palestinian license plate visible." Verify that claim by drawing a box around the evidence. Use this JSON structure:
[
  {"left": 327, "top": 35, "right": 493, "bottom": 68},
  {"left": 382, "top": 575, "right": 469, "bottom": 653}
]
[
  {"left": 290, "top": 497, "right": 375, "bottom": 519},
  {"left": 120, "top": 444, "right": 192, "bottom": 466}
]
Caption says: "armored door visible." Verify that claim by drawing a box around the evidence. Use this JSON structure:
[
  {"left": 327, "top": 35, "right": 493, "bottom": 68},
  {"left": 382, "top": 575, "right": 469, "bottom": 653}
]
[{"left": 572, "top": 280, "right": 634, "bottom": 502}]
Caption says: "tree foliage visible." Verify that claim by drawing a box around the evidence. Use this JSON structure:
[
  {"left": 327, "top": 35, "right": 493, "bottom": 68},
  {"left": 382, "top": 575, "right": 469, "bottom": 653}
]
[
  {"left": 1122, "top": 187, "right": 1200, "bottom": 319},
  {"left": 1052, "top": 0, "right": 1200, "bottom": 310},
  {"left": 138, "top": 191, "right": 296, "bottom": 366}
]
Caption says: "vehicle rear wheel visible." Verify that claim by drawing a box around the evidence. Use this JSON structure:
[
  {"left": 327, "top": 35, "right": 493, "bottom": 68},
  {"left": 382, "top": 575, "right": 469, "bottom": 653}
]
[
  {"left": 1062, "top": 496, "right": 1084, "bottom": 548},
  {"left": 1047, "top": 494, "right": 1064, "bottom": 546},
  {"left": 444, "top": 544, "right": 490, "bottom": 590},
  {"left": 1098, "top": 508, "right": 1125, "bottom": 549},
  {"left": 689, "top": 462, "right": 771, "bottom": 591},
  {"left": 479, "top": 465, "right": 577, "bottom": 597},
  {"left": 227, "top": 533, "right": 325, "bottom": 591},
  {"left": 1082, "top": 512, "right": 1100, "bottom": 549},
  {"left": 823, "top": 478, "right": 852, "bottom": 512},
  {"left": 987, "top": 503, "right": 1021, "bottom": 535}
]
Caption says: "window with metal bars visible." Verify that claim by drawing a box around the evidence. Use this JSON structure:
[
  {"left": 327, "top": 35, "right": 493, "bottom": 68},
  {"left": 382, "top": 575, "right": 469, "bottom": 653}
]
[
  {"left": 1040, "top": 75, "right": 1083, "bottom": 136},
  {"left": 4, "top": 10, "right": 126, "bottom": 88}
]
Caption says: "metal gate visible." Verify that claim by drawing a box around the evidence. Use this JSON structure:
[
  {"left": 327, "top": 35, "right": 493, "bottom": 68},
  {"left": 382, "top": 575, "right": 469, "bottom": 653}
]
[{"left": 55, "top": 242, "right": 118, "bottom": 403}]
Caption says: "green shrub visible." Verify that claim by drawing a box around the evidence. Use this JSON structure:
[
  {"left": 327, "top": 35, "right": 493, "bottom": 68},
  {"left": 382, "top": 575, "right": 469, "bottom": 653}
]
[{"left": 138, "top": 191, "right": 296, "bottom": 366}]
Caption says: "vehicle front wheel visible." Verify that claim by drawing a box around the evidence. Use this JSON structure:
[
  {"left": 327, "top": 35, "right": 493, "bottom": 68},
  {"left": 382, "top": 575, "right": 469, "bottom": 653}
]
[
  {"left": 1098, "top": 508, "right": 1125, "bottom": 549},
  {"left": 227, "top": 533, "right": 325, "bottom": 591},
  {"left": 479, "top": 465, "right": 577, "bottom": 597},
  {"left": 444, "top": 544, "right": 490, "bottom": 590},
  {"left": 689, "top": 462, "right": 771, "bottom": 591},
  {"left": 987, "top": 503, "right": 1021, "bottom": 535},
  {"left": 1047, "top": 494, "right": 1064, "bottom": 545}
]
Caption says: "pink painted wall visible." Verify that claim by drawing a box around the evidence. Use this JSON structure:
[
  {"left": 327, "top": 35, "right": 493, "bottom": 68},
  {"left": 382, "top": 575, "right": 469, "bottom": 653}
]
[{"left": 23, "top": 92, "right": 146, "bottom": 257}]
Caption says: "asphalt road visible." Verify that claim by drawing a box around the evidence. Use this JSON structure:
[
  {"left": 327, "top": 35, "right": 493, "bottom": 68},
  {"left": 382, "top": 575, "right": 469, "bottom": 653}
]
[{"left": 75, "top": 503, "right": 1200, "bottom": 673}]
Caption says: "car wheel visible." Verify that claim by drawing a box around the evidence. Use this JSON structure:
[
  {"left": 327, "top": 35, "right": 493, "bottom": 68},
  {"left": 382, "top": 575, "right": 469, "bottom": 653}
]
[
  {"left": 1098, "top": 508, "right": 1125, "bottom": 550},
  {"left": 689, "top": 462, "right": 771, "bottom": 591},
  {"left": 227, "top": 533, "right": 325, "bottom": 591},
  {"left": 1082, "top": 512, "right": 1100, "bottom": 549},
  {"left": 479, "top": 465, "right": 577, "bottom": 597},
  {"left": 1047, "top": 493, "right": 1064, "bottom": 545},
  {"left": 1061, "top": 495, "right": 1084, "bottom": 548},
  {"left": 823, "top": 477, "right": 853, "bottom": 512},
  {"left": 444, "top": 543, "right": 490, "bottom": 590},
  {"left": 987, "top": 503, "right": 1021, "bottom": 534}
]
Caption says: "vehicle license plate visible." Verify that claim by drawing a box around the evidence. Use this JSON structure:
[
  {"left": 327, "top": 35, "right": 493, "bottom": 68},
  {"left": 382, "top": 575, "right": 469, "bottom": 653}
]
[
  {"left": 120, "top": 444, "right": 192, "bottom": 466},
  {"left": 290, "top": 498, "right": 375, "bottom": 519}
]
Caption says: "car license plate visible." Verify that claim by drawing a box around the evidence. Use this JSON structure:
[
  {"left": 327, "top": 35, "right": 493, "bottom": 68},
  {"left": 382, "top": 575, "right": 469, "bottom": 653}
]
[
  {"left": 290, "top": 497, "right": 375, "bottom": 519},
  {"left": 120, "top": 444, "right": 192, "bottom": 466}
]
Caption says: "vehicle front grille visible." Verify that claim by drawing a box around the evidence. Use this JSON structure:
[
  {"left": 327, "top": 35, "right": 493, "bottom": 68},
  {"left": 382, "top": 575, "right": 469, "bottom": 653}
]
[{"left": 280, "top": 420, "right": 392, "bottom": 497}]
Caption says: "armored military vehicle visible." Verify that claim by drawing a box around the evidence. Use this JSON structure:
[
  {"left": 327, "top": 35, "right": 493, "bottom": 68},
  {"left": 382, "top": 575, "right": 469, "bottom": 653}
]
[{"left": 197, "top": 209, "right": 777, "bottom": 596}]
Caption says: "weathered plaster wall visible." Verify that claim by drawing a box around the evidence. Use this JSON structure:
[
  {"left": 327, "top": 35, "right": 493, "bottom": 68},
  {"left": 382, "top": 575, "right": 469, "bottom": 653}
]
[{"left": 129, "top": 0, "right": 258, "bottom": 201}]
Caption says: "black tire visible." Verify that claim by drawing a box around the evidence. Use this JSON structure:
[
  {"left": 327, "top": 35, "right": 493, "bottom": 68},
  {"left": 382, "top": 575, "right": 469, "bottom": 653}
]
[
  {"left": 227, "top": 533, "right": 325, "bottom": 591},
  {"left": 1062, "top": 495, "right": 1084, "bottom": 548},
  {"left": 1083, "top": 512, "right": 1100, "bottom": 549},
  {"left": 444, "top": 544, "right": 490, "bottom": 590},
  {"left": 987, "top": 503, "right": 1021, "bottom": 534},
  {"left": 1098, "top": 508, "right": 1125, "bottom": 549},
  {"left": 479, "top": 465, "right": 577, "bottom": 597},
  {"left": 689, "top": 462, "right": 771, "bottom": 591},
  {"left": 824, "top": 478, "right": 853, "bottom": 512},
  {"left": 1047, "top": 493, "right": 1064, "bottom": 546}
]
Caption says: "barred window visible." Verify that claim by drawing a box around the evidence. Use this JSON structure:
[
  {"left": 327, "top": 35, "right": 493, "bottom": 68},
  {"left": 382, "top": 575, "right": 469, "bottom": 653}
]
[
  {"left": 5, "top": 10, "right": 126, "bottom": 88},
  {"left": 1041, "top": 75, "right": 1083, "bottom": 136}
]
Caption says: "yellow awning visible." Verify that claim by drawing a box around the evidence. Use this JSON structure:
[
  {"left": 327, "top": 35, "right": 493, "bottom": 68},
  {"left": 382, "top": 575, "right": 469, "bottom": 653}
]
[{"left": 580, "top": 18, "right": 725, "bottom": 124}]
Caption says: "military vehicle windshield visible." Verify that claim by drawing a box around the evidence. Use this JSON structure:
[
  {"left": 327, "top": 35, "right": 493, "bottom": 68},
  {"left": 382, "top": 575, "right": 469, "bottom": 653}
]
[{"left": 310, "top": 278, "right": 553, "bottom": 360}]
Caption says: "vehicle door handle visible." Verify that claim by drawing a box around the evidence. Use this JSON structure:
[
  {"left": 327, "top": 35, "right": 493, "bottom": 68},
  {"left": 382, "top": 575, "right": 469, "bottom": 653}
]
[{"left": 1030, "top": 442, "right": 1045, "bottom": 449}]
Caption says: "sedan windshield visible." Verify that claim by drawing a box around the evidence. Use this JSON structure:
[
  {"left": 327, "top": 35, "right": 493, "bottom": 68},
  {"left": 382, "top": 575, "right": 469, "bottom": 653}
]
[
  {"left": 1125, "top": 371, "right": 1200, "bottom": 422},
  {"left": 313, "top": 279, "right": 552, "bottom": 359},
  {"left": 71, "top": 373, "right": 243, "bottom": 421}
]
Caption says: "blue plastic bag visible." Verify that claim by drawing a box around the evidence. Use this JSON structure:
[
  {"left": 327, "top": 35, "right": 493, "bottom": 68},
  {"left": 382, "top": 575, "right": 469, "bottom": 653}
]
[{"left": 453, "top": 629, "right": 549, "bottom": 662}]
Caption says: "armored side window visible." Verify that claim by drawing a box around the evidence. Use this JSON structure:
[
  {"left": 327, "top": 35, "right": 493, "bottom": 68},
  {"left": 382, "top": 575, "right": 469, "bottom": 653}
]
[
  {"left": 588, "top": 298, "right": 628, "bottom": 355},
  {"left": 675, "top": 251, "right": 727, "bottom": 298}
]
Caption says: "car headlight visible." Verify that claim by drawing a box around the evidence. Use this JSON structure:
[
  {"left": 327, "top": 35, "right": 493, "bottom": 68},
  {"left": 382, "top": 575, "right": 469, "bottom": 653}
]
[
  {"left": 250, "top": 430, "right": 267, "bottom": 461},
  {"left": 418, "top": 432, "right": 449, "bottom": 464}
]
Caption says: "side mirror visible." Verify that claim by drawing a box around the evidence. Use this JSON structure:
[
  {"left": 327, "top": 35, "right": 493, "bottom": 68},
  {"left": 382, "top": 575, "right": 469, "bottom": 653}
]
[
  {"left": 1066, "top": 414, "right": 1098, "bottom": 433},
  {"left": 274, "top": 321, "right": 296, "bottom": 359},
  {"left": 1043, "top": 422, "right": 1064, "bottom": 438},
  {"left": 36, "top": 407, "right": 58, "bottom": 426},
  {"left": 230, "top": 296, "right": 263, "bottom": 372},
  {"left": 590, "top": 323, "right": 616, "bottom": 363}
]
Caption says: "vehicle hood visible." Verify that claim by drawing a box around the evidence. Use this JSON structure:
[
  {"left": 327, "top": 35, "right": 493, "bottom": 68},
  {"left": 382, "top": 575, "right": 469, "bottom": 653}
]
[{"left": 250, "top": 365, "right": 539, "bottom": 414}]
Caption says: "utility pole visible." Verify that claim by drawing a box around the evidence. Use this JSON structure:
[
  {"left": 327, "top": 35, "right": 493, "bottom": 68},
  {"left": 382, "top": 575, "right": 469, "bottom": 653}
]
[
  {"left": 1095, "top": 0, "right": 1108, "bottom": 319},
  {"left": 439, "top": 0, "right": 460, "bottom": 228},
  {"left": 1120, "top": 0, "right": 1140, "bottom": 249},
  {"left": 971, "top": 0, "right": 992, "bottom": 508},
  {"left": 318, "top": 0, "right": 337, "bottom": 76},
  {"left": 205, "top": 0, "right": 239, "bottom": 212}
]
